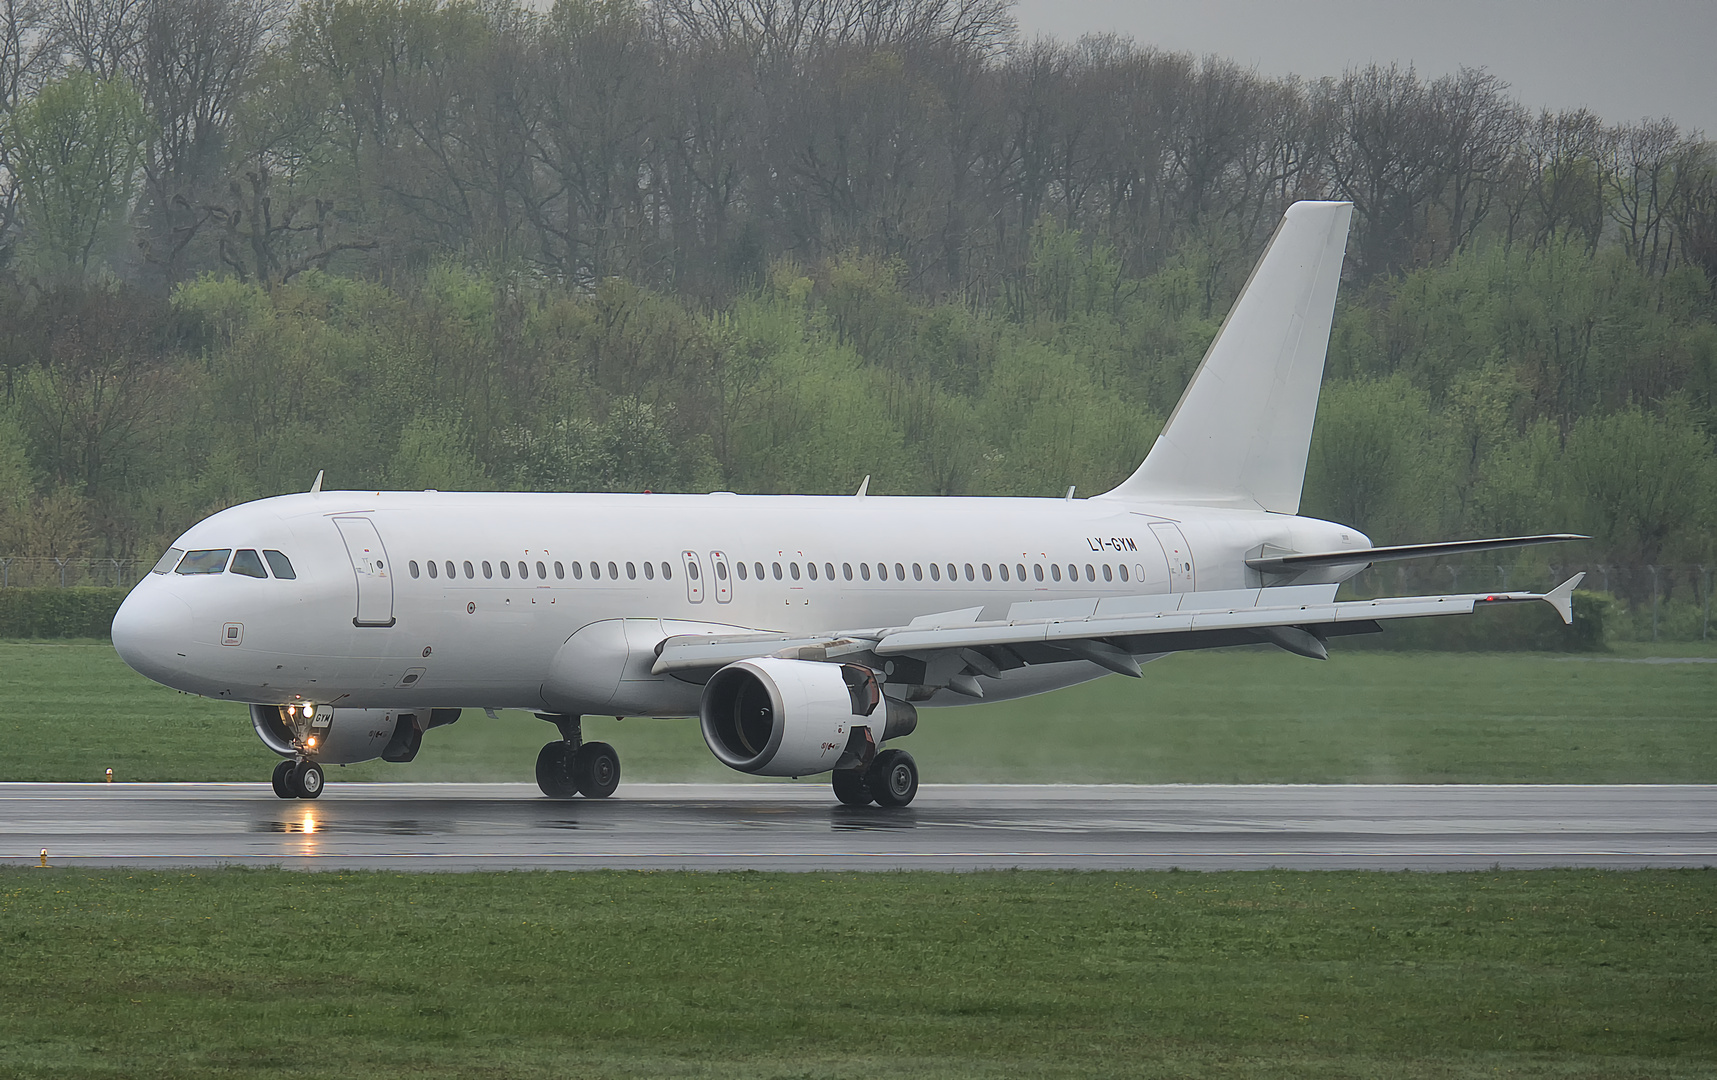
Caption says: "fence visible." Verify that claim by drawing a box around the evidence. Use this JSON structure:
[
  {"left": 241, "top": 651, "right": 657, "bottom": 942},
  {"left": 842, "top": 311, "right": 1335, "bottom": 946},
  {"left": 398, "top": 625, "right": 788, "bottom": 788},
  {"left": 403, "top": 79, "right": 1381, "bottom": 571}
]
[
  {"left": 2, "top": 555, "right": 1711, "bottom": 640},
  {"left": 0, "top": 557, "right": 147, "bottom": 589},
  {"left": 1342, "top": 562, "right": 1713, "bottom": 642}
]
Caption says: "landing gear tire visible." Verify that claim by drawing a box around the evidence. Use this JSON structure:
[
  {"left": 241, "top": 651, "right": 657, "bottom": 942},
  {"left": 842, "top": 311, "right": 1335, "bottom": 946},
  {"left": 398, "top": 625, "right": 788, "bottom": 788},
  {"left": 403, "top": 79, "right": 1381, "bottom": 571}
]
[
  {"left": 290, "top": 761, "right": 324, "bottom": 800},
  {"left": 867, "top": 749, "right": 918, "bottom": 808},
  {"left": 832, "top": 769, "right": 873, "bottom": 806},
  {"left": 573, "top": 742, "right": 620, "bottom": 799},
  {"left": 271, "top": 760, "right": 295, "bottom": 799},
  {"left": 535, "top": 741, "right": 579, "bottom": 799}
]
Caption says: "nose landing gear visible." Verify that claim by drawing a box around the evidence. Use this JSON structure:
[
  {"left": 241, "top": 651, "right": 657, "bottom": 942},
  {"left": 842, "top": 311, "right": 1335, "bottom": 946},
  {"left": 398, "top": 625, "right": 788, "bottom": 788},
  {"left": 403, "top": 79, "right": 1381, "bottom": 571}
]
[
  {"left": 272, "top": 759, "right": 324, "bottom": 800},
  {"left": 534, "top": 713, "right": 621, "bottom": 799}
]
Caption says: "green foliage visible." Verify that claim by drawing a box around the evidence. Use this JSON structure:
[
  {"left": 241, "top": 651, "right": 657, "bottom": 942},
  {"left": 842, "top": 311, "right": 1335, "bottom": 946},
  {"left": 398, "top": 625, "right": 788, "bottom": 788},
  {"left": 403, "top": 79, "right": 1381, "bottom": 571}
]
[
  {"left": 5, "top": 72, "right": 150, "bottom": 285},
  {"left": 0, "top": 587, "right": 126, "bottom": 637}
]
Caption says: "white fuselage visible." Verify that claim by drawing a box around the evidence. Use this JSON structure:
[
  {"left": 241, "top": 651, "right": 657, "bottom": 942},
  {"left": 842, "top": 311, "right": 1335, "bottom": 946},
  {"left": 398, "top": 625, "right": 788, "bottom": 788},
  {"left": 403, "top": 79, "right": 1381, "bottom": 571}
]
[{"left": 111, "top": 490, "right": 1368, "bottom": 714}]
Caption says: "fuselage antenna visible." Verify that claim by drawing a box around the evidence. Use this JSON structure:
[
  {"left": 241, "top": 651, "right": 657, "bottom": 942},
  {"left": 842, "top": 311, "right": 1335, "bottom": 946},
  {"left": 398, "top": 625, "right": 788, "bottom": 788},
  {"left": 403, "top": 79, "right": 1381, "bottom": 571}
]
[
  {"left": 1065, "top": 485, "right": 1076, "bottom": 501},
  {"left": 310, "top": 470, "right": 324, "bottom": 495},
  {"left": 855, "top": 475, "right": 870, "bottom": 497}
]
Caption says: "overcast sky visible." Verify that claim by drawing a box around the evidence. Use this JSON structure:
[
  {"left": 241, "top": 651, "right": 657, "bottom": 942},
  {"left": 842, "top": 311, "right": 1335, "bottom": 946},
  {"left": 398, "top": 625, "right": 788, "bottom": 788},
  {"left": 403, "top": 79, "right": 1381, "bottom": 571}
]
[{"left": 1012, "top": 0, "right": 1717, "bottom": 136}]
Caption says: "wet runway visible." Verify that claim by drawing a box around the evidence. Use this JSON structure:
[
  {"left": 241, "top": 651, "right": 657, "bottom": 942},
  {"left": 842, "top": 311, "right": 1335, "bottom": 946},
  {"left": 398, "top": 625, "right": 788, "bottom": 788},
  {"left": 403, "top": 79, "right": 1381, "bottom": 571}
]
[{"left": 4, "top": 782, "right": 1714, "bottom": 871}]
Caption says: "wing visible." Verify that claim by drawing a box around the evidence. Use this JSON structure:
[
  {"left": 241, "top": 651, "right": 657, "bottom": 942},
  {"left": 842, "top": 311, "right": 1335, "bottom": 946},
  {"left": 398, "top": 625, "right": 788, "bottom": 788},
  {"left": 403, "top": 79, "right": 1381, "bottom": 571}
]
[{"left": 653, "top": 575, "right": 1586, "bottom": 696}]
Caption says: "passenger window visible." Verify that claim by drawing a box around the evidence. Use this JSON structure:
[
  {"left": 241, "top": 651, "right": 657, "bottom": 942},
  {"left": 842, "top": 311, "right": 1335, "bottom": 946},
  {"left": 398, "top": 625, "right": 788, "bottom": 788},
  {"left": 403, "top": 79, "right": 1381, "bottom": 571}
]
[
  {"left": 894, "top": 562, "right": 905, "bottom": 581},
  {"left": 571, "top": 561, "right": 583, "bottom": 580},
  {"left": 982, "top": 564, "right": 992, "bottom": 581},
  {"left": 1103, "top": 564, "right": 1113, "bottom": 582},
  {"left": 501, "top": 561, "right": 511, "bottom": 579},
  {"left": 152, "top": 548, "right": 185, "bottom": 575},
  {"left": 175, "top": 549, "right": 231, "bottom": 575},
  {"left": 410, "top": 560, "right": 421, "bottom": 579},
  {"left": 607, "top": 561, "right": 619, "bottom": 580},
  {"left": 843, "top": 563, "right": 853, "bottom": 580},
  {"left": 519, "top": 561, "right": 530, "bottom": 579},
  {"left": 753, "top": 562, "right": 764, "bottom": 580},
  {"left": 1086, "top": 564, "right": 1096, "bottom": 581},
  {"left": 715, "top": 562, "right": 727, "bottom": 580},
  {"left": 587, "top": 562, "right": 598, "bottom": 580},
  {"left": 946, "top": 563, "right": 957, "bottom": 581},
  {"left": 1051, "top": 564, "right": 1062, "bottom": 582},
  {"left": 737, "top": 562, "right": 748, "bottom": 580},
  {"left": 877, "top": 563, "right": 889, "bottom": 581},
  {"left": 687, "top": 561, "right": 699, "bottom": 580},
  {"left": 790, "top": 562, "right": 801, "bottom": 580},
  {"left": 1067, "top": 564, "right": 1078, "bottom": 581},
  {"left": 998, "top": 563, "right": 1009, "bottom": 582},
  {"left": 465, "top": 560, "right": 476, "bottom": 579},
  {"left": 930, "top": 563, "right": 941, "bottom": 581},
  {"left": 626, "top": 561, "right": 636, "bottom": 580},
  {"left": 538, "top": 560, "right": 548, "bottom": 579},
  {"left": 1119, "top": 564, "right": 1129, "bottom": 582},
  {"left": 554, "top": 561, "right": 564, "bottom": 580},
  {"left": 772, "top": 562, "right": 782, "bottom": 580},
  {"left": 483, "top": 560, "right": 493, "bottom": 579},
  {"left": 1034, "top": 564, "right": 1044, "bottom": 581},
  {"left": 806, "top": 562, "right": 816, "bottom": 580},
  {"left": 824, "top": 562, "right": 835, "bottom": 580},
  {"left": 644, "top": 561, "right": 655, "bottom": 580},
  {"left": 964, "top": 563, "right": 974, "bottom": 581},
  {"left": 428, "top": 560, "right": 439, "bottom": 579},
  {"left": 1017, "top": 564, "right": 1026, "bottom": 582},
  {"left": 263, "top": 550, "right": 296, "bottom": 580},
  {"left": 445, "top": 561, "right": 456, "bottom": 580},
  {"left": 860, "top": 563, "right": 871, "bottom": 581},
  {"left": 912, "top": 563, "right": 923, "bottom": 581},
  {"left": 662, "top": 562, "right": 672, "bottom": 580},
  {"left": 231, "top": 549, "right": 268, "bottom": 579}
]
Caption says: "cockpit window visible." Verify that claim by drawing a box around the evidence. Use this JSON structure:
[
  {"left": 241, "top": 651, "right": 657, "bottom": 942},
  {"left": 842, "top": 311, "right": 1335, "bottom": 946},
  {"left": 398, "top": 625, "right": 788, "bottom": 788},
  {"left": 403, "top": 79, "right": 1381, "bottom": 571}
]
[
  {"left": 263, "top": 550, "right": 296, "bottom": 579},
  {"left": 175, "top": 549, "right": 231, "bottom": 575},
  {"left": 230, "top": 549, "right": 268, "bottom": 578},
  {"left": 152, "top": 548, "right": 184, "bottom": 575}
]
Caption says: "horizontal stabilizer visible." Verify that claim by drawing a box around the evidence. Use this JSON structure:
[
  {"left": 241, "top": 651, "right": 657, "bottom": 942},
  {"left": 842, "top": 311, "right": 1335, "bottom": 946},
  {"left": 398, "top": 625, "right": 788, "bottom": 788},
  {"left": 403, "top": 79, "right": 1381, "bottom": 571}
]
[{"left": 1246, "top": 534, "right": 1587, "bottom": 574}]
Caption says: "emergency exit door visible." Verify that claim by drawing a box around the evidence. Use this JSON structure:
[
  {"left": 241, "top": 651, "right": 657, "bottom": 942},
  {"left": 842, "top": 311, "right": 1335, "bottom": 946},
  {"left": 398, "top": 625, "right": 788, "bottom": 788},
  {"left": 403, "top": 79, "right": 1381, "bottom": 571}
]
[{"left": 334, "top": 517, "right": 396, "bottom": 626}]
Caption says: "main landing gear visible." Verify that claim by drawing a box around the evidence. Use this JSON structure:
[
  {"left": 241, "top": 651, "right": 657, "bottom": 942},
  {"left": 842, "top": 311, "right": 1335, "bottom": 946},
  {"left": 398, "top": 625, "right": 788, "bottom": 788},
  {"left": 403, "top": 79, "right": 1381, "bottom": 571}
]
[
  {"left": 831, "top": 748, "right": 919, "bottom": 808},
  {"left": 535, "top": 713, "right": 620, "bottom": 799},
  {"left": 272, "top": 759, "right": 324, "bottom": 800}
]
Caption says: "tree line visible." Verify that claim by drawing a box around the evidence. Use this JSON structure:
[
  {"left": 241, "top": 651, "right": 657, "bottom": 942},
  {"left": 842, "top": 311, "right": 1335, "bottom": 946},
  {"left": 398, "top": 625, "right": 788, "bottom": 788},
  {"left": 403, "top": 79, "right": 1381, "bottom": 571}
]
[{"left": 0, "top": 0, "right": 1713, "bottom": 605}]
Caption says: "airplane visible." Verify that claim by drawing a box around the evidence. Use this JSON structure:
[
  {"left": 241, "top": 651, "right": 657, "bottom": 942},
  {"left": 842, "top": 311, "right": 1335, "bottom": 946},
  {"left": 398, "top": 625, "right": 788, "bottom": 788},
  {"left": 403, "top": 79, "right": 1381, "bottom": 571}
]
[{"left": 110, "top": 201, "right": 1584, "bottom": 805}]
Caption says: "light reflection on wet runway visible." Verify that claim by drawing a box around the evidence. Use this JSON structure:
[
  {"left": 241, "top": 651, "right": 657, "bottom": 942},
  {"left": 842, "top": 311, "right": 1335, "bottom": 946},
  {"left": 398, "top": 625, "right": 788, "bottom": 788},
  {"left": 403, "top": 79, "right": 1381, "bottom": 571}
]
[{"left": 3, "top": 782, "right": 1713, "bottom": 871}]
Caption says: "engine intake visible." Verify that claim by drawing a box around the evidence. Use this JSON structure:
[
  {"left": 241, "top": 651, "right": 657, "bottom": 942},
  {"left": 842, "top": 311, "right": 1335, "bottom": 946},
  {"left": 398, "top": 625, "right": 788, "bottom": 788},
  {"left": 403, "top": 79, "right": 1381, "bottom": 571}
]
[{"left": 699, "top": 658, "right": 915, "bottom": 777}]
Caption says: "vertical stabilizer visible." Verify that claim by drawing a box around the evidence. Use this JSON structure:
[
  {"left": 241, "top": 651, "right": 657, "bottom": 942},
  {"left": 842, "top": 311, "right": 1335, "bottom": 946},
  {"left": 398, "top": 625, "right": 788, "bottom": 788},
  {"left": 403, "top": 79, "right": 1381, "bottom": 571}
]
[{"left": 1100, "top": 201, "right": 1352, "bottom": 512}]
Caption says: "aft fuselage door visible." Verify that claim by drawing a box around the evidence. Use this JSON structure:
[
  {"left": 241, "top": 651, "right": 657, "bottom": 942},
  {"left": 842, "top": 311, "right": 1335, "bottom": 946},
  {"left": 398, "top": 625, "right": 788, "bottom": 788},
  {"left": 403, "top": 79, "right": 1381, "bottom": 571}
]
[
  {"left": 681, "top": 550, "right": 705, "bottom": 603},
  {"left": 710, "top": 551, "right": 732, "bottom": 603},
  {"left": 333, "top": 516, "right": 396, "bottom": 626},
  {"left": 1149, "top": 522, "right": 1196, "bottom": 593}
]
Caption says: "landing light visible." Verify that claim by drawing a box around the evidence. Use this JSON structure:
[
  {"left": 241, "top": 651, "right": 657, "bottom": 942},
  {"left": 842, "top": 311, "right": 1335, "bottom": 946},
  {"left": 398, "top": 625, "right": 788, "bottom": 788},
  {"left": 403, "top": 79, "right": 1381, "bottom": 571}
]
[{"left": 307, "top": 736, "right": 319, "bottom": 749}]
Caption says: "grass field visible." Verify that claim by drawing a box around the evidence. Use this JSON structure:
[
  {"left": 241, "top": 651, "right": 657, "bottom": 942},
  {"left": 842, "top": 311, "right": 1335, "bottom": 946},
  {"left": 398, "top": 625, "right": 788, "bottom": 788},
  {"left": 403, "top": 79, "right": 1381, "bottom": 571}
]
[
  {"left": 2, "top": 639, "right": 1713, "bottom": 784},
  {"left": 1, "top": 867, "right": 1713, "bottom": 1079}
]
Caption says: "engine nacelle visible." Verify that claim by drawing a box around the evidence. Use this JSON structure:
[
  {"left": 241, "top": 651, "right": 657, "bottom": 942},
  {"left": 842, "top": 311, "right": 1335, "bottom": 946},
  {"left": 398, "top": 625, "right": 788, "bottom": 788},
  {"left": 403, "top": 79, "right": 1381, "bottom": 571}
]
[
  {"left": 248, "top": 704, "right": 461, "bottom": 764},
  {"left": 699, "top": 658, "right": 916, "bottom": 777}
]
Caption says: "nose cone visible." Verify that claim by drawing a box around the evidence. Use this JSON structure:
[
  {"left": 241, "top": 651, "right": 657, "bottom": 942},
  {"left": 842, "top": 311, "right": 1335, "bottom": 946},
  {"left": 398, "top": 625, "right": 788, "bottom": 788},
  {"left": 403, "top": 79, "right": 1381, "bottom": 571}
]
[{"left": 111, "top": 585, "right": 194, "bottom": 686}]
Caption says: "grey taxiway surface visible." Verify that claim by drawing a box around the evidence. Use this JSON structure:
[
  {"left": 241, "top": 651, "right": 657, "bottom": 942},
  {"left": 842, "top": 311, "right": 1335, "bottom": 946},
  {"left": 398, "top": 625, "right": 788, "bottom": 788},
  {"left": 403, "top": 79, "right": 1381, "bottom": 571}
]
[{"left": 4, "top": 782, "right": 1713, "bottom": 871}]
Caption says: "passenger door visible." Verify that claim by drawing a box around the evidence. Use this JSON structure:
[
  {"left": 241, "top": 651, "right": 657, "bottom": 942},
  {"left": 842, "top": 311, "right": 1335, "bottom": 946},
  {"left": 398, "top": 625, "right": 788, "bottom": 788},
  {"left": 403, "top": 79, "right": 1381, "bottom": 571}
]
[
  {"left": 334, "top": 517, "right": 396, "bottom": 626},
  {"left": 1150, "top": 522, "right": 1196, "bottom": 594}
]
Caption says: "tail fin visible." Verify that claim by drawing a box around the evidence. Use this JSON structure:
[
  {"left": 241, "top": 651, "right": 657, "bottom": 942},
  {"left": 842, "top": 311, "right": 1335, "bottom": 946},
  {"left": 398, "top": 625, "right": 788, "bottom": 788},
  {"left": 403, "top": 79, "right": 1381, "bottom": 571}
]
[{"left": 1100, "top": 200, "right": 1353, "bottom": 512}]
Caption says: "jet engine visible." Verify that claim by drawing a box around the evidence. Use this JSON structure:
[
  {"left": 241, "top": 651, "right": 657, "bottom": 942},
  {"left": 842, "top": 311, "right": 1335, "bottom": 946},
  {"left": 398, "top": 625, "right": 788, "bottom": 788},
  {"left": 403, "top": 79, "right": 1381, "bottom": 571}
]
[
  {"left": 248, "top": 704, "right": 461, "bottom": 764},
  {"left": 699, "top": 657, "right": 916, "bottom": 776}
]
